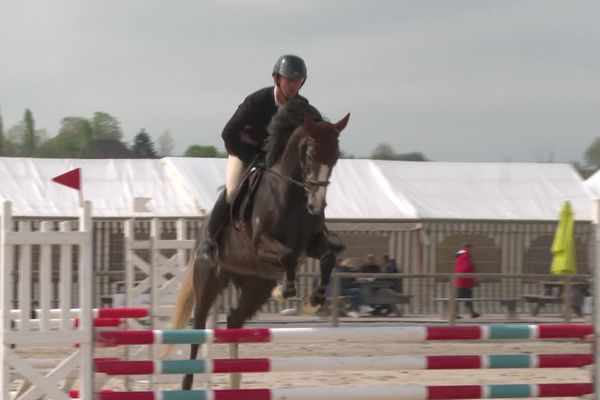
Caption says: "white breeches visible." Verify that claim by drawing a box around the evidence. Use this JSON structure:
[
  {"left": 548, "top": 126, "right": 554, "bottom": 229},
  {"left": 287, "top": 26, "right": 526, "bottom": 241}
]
[{"left": 225, "top": 154, "right": 245, "bottom": 203}]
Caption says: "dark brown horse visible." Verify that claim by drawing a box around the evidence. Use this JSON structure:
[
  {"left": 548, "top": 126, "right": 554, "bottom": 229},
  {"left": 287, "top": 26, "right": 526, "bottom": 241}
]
[{"left": 168, "top": 100, "right": 349, "bottom": 390}]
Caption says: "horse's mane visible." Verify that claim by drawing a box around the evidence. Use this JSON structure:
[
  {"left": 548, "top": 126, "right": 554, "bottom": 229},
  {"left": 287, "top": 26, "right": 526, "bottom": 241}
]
[{"left": 264, "top": 99, "right": 323, "bottom": 167}]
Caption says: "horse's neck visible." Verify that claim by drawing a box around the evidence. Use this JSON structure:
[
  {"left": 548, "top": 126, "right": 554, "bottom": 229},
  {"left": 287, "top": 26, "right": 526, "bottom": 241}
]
[
  {"left": 256, "top": 128, "right": 307, "bottom": 226},
  {"left": 274, "top": 128, "right": 306, "bottom": 177}
]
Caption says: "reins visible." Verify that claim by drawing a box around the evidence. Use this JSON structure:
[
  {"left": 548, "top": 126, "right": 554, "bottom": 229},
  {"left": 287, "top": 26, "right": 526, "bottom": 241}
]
[{"left": 263, "top": 168, "right": 330, "bottom": 192}]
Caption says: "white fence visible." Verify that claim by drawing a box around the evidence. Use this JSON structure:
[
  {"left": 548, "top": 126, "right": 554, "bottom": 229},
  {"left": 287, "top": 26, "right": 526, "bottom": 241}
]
[{"left": 1, "top": 200, "right": 93, "bottom": 400}]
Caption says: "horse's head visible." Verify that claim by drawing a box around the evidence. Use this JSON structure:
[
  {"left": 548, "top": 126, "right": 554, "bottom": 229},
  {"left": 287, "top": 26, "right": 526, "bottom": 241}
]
[{"left": 302, "top": 113, "right": 350, "bottom": 215}]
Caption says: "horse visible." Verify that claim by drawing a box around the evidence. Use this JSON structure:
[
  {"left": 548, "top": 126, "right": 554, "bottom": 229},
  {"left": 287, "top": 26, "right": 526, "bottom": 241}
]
[{"left": 168, "top": 99, "right": 350, "bottom": 390}]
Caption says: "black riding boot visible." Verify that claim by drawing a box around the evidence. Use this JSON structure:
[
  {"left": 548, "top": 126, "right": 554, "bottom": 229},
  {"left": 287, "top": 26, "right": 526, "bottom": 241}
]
[
  {"left": 197, "top": 190, "right": 230, "bottom": 267},
  {"left": 327, "top": 240, "right": 346, "bottom": 253},
  {"left": 326, "top": 234, "right": 346, "bottom": 253}
]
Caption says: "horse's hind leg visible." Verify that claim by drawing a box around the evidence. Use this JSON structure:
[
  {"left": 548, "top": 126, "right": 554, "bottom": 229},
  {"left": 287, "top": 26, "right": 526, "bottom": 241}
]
[
  {"left": 227, "top": 276, "right": 276, "bottom": 328},
  {"left": 307, "top": 232, "right": 344, "bottom": 307},
  {"left": 310, "top": 251, "right": 336, "bottom": 306},
  {"left": 182, "top": 265, "right": 229, "bottom": 390},
  {"left": 226, "top": 276, "right": 277, "bottom": 388},
  {"left": 281, "top": 251, "right": 298, "bottom": 298}
]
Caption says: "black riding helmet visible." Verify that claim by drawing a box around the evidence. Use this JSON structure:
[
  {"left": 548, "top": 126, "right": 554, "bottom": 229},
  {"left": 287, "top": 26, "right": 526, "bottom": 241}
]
[{"left": 272, "top": 54, "right": 307, "bottom": 83}]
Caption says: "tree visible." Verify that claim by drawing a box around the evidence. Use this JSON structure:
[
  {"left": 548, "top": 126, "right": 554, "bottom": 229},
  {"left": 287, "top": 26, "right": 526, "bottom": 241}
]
[
  {"left": 584, "top": 137, "right": 600, "bottom": 171},
  {"left": 572, "top": 161, "right": 596, "bottom": 179},
  {"left": 91, "top": 112, "right": 123, "bottom": 140},
  {"left": 183, "top": 145, "right": 221, "bottom": 157},
  {"left": 157, "top": 130, "right": 175, "bottom": 157},
  {"left": 371, "top": 143, "right": 395, "bottom": 160},
  {"left": 395, "top": 152, "right": 428, "bottom": 161},
  {"left": 5, "top": 122, "right": 24, "bottom": 156},
  {"left": 131, "top": 128, "right": 157, "bottom": 158},
  {"left": 339, "top": 150, "right": 355, "bottom": 159},
  {"left": 58, "top": 117, "right": 89, "bottom": 136},
  {"left": 371, "top": 143, "right": 428, "bottom": 161},
  {"left": 37, "top": 117, "right": 93, "bottom": 158},
  {"left": 22, "top": 108, "right": 36, "bottom": 156}
]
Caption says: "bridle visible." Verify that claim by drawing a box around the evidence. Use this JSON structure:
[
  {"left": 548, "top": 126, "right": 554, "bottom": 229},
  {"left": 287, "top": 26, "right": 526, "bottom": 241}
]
[{"left": 264, "top": 135, "right": 333, "bottom": 192}]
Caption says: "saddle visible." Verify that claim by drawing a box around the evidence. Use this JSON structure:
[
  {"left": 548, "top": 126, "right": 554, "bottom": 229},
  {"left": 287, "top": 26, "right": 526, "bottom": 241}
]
[{"left": 230, "top": 165, "right": 264, "bottom": 231}]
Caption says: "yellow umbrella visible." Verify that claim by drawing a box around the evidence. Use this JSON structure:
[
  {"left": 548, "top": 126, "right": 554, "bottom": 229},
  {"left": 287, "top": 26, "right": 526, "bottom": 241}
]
[{"left": 550, "top": 201, "right": 577, "bottom": 275}]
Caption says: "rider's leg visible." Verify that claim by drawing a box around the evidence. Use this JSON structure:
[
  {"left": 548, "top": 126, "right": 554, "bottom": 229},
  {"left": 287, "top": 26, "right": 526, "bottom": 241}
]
[
  {"left": 225, "top": 154, "right": 245, "bottom": 203},
  {"left": 197, "top": 155, "right": 245, "bottom": 265},
  {"left": 197, "top": 190, "right": 229, "bottom": 263}
]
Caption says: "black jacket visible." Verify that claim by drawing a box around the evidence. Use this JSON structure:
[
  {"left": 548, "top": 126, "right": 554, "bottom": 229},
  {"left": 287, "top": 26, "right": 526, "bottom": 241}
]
[{"left": 221, "top": 86, "right": 308, "bottom": 164}]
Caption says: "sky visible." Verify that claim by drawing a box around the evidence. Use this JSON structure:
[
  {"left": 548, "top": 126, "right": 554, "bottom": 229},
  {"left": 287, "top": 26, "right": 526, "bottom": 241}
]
[{"left": 1, "top": 1, "right": 598, "bottom": 163}]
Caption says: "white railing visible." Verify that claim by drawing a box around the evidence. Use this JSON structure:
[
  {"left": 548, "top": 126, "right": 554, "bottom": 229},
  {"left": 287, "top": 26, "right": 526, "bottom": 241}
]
[{"left": 0, "top": 200, "right": 93, "bottom": 400}]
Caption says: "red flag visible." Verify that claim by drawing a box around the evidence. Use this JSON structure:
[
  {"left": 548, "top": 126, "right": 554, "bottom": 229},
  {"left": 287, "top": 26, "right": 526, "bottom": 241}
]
[{"left": 52, "top": 168, "right": 81, "bottom": 190}]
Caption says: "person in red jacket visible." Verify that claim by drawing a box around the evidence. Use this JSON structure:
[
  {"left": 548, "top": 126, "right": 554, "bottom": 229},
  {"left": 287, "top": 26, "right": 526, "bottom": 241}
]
[{"left": 454, "top": 244, "right": 480, "bottom": 318}]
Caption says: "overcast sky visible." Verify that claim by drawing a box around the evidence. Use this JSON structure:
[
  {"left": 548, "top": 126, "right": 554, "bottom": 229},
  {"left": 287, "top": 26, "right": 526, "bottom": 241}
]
[{"left": 1, "top": 1, "right": 598, "bottom": 163}]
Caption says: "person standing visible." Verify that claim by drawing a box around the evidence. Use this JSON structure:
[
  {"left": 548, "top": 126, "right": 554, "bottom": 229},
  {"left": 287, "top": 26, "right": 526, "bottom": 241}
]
[
  {"left": 454, "top": 244, "right": 480, "bottom": 318},
  {"left": 381, "top": 253, "right": 401, "bottom": 292}
]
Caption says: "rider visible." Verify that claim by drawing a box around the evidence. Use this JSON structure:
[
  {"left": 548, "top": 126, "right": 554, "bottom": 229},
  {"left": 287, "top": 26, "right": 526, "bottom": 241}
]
[{"left": 196, "top": 54, "right": 312, "bottom": 267}]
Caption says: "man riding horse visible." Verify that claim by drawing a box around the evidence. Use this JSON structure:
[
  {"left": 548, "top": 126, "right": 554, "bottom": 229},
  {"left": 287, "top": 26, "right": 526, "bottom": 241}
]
[
  {"left": 197, "top": 54, "right": 344, "bottom": 270},
  {"left": 170, "top": 58, "right": 350, "bottom": 390}
]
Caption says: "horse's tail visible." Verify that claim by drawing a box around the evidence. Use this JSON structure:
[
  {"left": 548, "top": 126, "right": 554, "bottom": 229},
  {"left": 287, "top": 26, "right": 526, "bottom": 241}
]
[
  {"left": 160, "top": 255, "right": 196, "bottom": 358},
  {"left": 171, "top": 256, "right": 196, "bottom": 329}
]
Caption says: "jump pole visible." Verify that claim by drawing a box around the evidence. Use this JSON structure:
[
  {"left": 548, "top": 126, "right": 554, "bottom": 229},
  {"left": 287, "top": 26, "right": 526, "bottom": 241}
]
[
  {"left": 96, "top": 324, "right": 593, "bottom": 346},
  {"left": 9, "top": 307, "right": 148, "bottom": 319},
  {"left": 94, "top": 353, "right": 593, "bottom": 375},
  {"left": 85, "top": 383, "right": 594, "bottom": 400}
]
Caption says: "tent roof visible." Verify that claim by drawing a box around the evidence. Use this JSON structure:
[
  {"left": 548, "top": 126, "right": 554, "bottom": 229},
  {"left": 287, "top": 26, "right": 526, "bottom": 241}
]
[
  {"left": 0, "top": 157, "right": 198, "bottom": 217},
  {"left": 0, "top": 157, "right": 592, "bottom": 221},
  {"left": 585, "top": 169, "right": 600, "bottom": 197},
  {"left": 372, "top": 160, "right": 593, "bottom": 221}
]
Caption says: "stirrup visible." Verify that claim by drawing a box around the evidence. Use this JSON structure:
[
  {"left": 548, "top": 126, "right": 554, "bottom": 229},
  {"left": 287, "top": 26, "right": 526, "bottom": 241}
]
[{"left": 327, "top": 239, "right": 346, "bottom": 253}]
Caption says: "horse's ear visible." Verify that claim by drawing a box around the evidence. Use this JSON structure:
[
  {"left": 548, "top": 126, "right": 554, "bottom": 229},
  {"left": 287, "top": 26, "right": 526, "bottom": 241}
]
[{"left": 334, "top": 113, "right": 350, "bottom": 133}]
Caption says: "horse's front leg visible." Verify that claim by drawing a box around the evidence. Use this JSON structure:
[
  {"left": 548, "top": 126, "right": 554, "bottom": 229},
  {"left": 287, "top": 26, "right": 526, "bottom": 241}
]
[
  {"left": 307, "top": 232, "right": 346, "bottom": 307},
  {"left": 256, "top": 233, "right": 298, "bottom": 298}
]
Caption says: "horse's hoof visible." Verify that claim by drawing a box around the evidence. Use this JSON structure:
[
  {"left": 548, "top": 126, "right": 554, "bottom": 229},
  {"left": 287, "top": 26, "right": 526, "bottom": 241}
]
[
  {"left": 271, "top": 285, "right": 284, "bottom": 302},
  {"left": 310, "top": 293, "right": 326, "bottom": 307},
  {"left": 300, "top": 295, "right": 321, "bottom": 314}
]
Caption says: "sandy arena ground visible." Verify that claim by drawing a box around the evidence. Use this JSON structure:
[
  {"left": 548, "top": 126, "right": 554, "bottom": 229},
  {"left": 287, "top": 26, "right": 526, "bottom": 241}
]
[{"left": 10, "top": 314, "right": 594, "bottom": 399}]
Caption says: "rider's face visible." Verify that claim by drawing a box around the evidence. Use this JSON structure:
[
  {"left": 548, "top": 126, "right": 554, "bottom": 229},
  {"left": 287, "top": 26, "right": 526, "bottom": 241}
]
[{"left": 277, "top": 76, "right": 303, "bottom": 100}]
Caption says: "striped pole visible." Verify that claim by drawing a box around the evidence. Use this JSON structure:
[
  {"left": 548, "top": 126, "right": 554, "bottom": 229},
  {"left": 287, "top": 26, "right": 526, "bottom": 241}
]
[
  {"left": 9, "top": 307, "right": 148, "bottom": 319},
  {"left": 12, "top": 317, "right": 124, "bottom": 329},
  {"left": 92, "top": 308, "right": 148, "bottom": 318},
  {"left": 96, "top": 324, "right": 593, "bottom": 346},
  {"left": 75, "top": 318, "right": 122, "bottom": 327},
  {"left": 94, "top": 353, "right": 593, "bottom": 375},
  {"left": 90, "top": 383, "right": 594, "bottom": 400}
]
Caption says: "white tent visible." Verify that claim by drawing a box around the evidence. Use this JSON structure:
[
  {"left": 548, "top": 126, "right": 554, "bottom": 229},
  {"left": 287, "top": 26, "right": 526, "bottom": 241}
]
[
  {"left": 372, "top": 160, "right": 593, "bottom": 221},
  {"left": 584, "top": 168, "right": 600, "bottom": 198},
  {"left": 0, "top": 157, "right": 592, "bottom": 221},
  {"left": 0, "top": 157, "right": 199, "bottom": 217}
]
